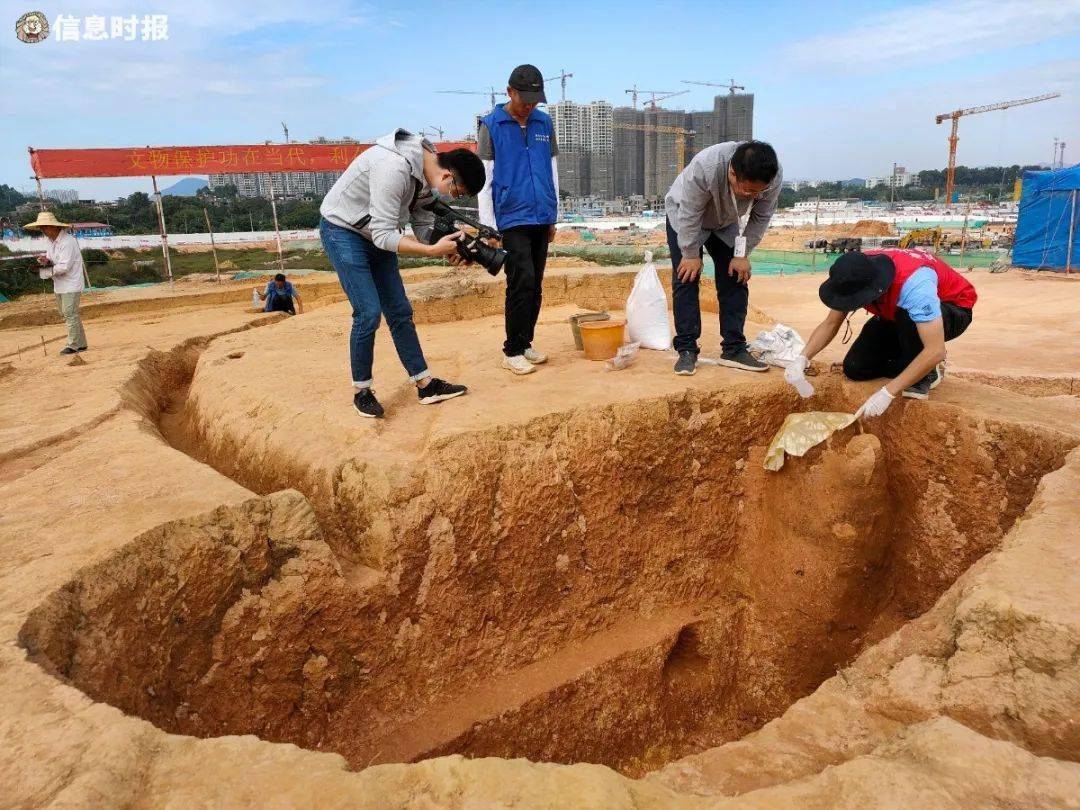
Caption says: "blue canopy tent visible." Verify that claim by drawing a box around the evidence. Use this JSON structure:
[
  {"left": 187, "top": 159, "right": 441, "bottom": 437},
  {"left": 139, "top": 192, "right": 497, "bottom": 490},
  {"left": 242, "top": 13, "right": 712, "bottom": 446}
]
[{"left": 1013, "top": 164, "right": 1080, "bottom": 271}]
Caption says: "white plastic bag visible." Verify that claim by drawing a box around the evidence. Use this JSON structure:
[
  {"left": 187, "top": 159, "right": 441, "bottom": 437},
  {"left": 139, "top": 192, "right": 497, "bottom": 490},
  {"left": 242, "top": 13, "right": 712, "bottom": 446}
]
[
  {"left": 252, "top": 287, "right": 262, "bottom": 310},
  {"left": 604, "top": 342, "right": 641, "bottom": 372},
  {"left": 748, "top": 323, "right": 806, "bottom": 368},
  {"left": 625, "top": 250, "right": 671, "bottom": 350}
]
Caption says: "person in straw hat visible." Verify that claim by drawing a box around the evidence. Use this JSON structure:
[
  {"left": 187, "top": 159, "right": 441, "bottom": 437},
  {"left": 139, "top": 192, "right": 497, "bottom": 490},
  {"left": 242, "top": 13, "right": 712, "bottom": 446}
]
[{"left": 24, "top": 211, "right": 88, "bottom": 354}]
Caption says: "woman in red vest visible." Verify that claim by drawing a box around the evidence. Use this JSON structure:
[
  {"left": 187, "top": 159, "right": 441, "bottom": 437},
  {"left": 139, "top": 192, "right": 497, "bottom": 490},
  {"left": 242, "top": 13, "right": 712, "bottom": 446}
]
[{"left": 784, "top": 249, "right": 977, "bottom": 417}]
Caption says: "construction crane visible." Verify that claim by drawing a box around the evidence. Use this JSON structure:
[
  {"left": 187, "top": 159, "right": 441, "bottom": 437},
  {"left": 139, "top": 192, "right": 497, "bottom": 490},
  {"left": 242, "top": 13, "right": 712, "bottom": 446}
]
[
  {"left": 681, "top": 78, "right": 745, "bottom": 95},
  {"left": 613, "top": 122, "right": 696, "bottom": 173},
  {"left": 624, "top": 87, "right": 688, "bottom": 110},
  {"left": 421, "top": 126, "right": 446, "bottom": 140},
  {"left": 437, "top": 87, "right": 503, "bottom": 110},
  {"left": 646, "top": 90, "right": 688, "bottom": 109},
  {"left": 545, "top": 69, "right": 573, "bottom": 103},
  {"left": 936, "top": 91, "right": 1061, "bottom": 204}
]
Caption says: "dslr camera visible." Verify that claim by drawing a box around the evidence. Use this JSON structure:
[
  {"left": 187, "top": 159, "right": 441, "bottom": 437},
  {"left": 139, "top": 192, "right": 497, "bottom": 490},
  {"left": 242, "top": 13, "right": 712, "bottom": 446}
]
[{"left": 424, "top": 198, "right": 508, "bottom": 276}]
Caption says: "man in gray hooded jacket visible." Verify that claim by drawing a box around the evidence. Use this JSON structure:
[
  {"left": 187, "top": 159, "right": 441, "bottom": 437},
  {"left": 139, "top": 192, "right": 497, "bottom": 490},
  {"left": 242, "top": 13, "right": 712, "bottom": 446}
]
[{"left": 319, "top": 130, "right": 486, "bottom": 419}]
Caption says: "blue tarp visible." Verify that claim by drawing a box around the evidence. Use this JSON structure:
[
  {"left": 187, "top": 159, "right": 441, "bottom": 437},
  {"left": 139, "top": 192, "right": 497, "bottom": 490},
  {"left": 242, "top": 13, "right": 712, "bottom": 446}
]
[{"left": 1013, "top": 165, "right": 1080, "bottom": 270}]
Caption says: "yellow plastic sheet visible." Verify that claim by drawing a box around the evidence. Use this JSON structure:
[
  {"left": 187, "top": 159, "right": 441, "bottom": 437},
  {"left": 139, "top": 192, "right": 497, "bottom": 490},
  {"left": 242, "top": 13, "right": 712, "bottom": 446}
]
[{"left": 764, "top": 411, "right": 857, "bottom": 471}]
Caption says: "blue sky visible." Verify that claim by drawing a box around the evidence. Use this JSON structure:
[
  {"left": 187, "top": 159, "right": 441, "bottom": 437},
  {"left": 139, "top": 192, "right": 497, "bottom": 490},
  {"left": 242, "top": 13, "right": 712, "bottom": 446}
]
[{"left": 2, "top": 0, "right": 1079, "bottom": 199}]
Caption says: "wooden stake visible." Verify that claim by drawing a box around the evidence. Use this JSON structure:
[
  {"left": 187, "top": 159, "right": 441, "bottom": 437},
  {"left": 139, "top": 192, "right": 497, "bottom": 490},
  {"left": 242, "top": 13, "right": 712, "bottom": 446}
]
[
  {"left": 958, "top": 205, "right": 970, "bottom": 268},
  {"left": 267, "top": 182, "right": 285, "bottom": 274},
  {"left": 203, "top": 208, "right": 221, "bottom": 283},
  {"left": 150, "top": 174, "right": 173, "bottom": 285}
]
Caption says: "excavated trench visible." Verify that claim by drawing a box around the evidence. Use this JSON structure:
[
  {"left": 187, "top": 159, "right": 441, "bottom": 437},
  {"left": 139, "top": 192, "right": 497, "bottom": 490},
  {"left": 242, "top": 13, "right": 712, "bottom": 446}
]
[{"left": 18, "top": 333, "right": 1075, "bottom": 779}]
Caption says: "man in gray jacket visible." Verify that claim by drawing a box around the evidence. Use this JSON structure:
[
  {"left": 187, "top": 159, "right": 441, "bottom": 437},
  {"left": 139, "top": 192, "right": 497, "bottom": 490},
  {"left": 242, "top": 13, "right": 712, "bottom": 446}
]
[
  {"left": 665, "top": 140, "right": 782, "bottom": 375},
  {"left": 319, "top": 130, "right": 486, "bottom": 419}
]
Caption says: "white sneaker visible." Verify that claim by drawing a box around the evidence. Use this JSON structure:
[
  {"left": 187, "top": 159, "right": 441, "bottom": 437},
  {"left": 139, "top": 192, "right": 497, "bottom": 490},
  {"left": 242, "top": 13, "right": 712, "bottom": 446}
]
[
  {"left": 523, "top": 347, "right": 548, "bottom": 364},
  {"left": 503, "top": 354, "right": 536, "bottom": 375}
]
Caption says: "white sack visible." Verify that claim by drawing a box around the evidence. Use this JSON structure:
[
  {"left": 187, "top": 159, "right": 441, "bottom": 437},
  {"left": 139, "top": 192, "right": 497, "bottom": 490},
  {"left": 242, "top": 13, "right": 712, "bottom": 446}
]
[{"left": 625, "top": 250, "right": 672, "bottom": 350}]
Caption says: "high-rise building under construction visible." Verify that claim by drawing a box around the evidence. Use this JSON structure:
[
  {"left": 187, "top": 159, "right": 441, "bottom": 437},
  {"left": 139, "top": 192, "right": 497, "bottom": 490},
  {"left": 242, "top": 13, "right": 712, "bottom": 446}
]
[
  {"left": 548, "top": 100, "right": 615, "bottom": 199},
  {"left": 549, "top": 92, "right": 753, "bottom": 201}
]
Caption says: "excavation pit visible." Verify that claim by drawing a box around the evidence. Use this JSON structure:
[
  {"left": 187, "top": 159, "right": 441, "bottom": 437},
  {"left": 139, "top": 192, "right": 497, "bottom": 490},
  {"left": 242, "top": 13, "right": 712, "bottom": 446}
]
[{"left": 18, "top": 383, "right": 1070, "bottom": 777}]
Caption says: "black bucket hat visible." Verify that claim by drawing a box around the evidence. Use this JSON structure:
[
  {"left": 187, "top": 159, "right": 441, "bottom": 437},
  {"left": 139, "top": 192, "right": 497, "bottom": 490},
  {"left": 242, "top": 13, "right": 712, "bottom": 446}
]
[{"left": 819, "top": 252, "right": 896, "bottom": 312}]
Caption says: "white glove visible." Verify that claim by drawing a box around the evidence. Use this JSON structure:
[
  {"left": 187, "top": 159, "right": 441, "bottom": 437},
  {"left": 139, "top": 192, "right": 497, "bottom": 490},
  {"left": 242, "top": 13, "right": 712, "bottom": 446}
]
[
  {"left": 784, "top": 355, "right": 814, "bottom": 398},
  {"left": 855, "top": 386, "right": 894, "bottom": 419}
]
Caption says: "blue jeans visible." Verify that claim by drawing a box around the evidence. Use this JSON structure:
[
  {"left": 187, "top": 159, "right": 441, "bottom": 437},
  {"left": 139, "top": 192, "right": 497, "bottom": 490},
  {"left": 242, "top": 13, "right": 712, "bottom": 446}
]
[
  {"left": 666, "top": 218, "right": 749, "bottom": 355},
  {"left": 319, "top": 218, "right": 429, "bottom": 388}
]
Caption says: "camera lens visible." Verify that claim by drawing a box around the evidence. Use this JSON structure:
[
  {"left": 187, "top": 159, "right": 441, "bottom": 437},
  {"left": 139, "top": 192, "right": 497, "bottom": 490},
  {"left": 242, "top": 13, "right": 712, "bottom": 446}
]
[{"left": 472, "top": 241, "right": 507, "bottom": 276}]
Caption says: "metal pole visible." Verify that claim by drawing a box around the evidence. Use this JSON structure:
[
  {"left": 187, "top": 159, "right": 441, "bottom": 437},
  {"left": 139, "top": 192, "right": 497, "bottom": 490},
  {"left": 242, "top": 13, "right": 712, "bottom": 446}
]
[
  {"left": 268, "top": 183, "right": 285, "bottom": 273},
  {"left": 150, "top": 174, "right": 173, "bottom": 284},
  {"left": 958, "top": 204, "right": 970, "bottom": 267},
  {"left": 203, "top": 208, "right": 221, "bottom": 283},
  {"left": 1066, "top": 189, "right": 1076, "bottom": 275},
  {"left": 34, "top": 176, "right": 46, "bottom": 211},
  {"left": 810, "top": 197, "right": 820, "bottom": 273}
]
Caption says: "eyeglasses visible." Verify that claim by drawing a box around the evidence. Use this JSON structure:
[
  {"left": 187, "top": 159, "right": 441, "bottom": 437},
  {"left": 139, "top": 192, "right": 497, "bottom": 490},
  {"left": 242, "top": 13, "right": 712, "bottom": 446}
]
[{"left": 450, "top": 175, "right": 462, "bottom": 198}]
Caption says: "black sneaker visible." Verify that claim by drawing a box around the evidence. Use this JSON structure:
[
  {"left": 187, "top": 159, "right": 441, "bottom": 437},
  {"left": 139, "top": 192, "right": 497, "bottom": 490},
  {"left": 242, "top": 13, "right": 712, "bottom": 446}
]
[
  {"left": 718, "top": 347, "right": 769, "bottom": 372},
  {"left": 903, "top": 366, "right": 939, "bottom": 400},
  {"left": 674, "top": 350, "right": 697, "bottom": 376},
  {"left": 59, "top": 346, "right": 78, "bottom": 355},
  {"left": 418, "top": 377, "right": 468, "bottom": 405},
  {"left": 354, "top": 389, "right": 385, "bottom": 418}
]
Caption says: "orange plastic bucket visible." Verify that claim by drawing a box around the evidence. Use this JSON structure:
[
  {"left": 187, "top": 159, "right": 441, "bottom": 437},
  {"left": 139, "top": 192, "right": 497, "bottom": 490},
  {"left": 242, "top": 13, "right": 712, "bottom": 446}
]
[{"left": 579, "top": 319, "right": 626, "bottom": 361}]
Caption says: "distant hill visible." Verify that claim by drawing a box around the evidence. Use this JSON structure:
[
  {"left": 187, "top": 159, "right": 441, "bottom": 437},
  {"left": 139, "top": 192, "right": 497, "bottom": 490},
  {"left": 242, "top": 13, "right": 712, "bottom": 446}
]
[
  {"left": 842, "top": 178, "right": 866, "bottom": 187},
  {"left": 161, "top": 177, "right": 208, "bottom": 197}
]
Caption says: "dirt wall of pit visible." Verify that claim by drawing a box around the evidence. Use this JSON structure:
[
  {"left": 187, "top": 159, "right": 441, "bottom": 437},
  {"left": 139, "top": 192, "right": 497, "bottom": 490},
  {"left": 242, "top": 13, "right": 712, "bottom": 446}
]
[{"left": 20, "top": 372, "right": 1073, "bottom": 776}]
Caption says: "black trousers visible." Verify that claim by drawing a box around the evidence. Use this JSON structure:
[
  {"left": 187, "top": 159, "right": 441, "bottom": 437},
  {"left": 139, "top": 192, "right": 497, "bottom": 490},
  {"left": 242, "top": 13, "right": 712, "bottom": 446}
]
[
  {"left": 843, "top": 303, "right": 973, "bottom": 381},
  {"left": 267, "top": 295, "right": 295, "bottom": 315},
  {"left": 502, "top": 224, "right": 550, "bottom": 356},
  {"left": 666, "top": 218, "right": 749, "bottom": 354}
]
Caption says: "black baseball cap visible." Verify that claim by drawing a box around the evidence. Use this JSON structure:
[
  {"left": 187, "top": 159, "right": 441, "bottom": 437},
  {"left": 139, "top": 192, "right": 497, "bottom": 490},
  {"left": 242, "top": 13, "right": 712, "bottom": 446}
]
[{"left": 508, "top": 64, "right": 546, "bottom": 104}]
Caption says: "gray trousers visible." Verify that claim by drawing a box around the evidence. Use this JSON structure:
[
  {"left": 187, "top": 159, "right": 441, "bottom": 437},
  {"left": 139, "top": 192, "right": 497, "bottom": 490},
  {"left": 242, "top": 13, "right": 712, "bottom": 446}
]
[{"left": 56, "top": 292, "right": 87, "bottom": 349}]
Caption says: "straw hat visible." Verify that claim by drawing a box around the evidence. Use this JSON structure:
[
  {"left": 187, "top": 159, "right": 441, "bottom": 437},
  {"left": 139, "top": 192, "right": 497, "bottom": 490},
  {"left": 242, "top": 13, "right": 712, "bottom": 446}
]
[{"left": 23, "top": 211, "right": 71, "bottom": 230}]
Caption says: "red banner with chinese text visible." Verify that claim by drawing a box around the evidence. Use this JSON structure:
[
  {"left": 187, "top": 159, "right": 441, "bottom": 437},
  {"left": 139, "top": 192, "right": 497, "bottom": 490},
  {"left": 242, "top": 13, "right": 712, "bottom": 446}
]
[{"left": 28, "top": 141, "right": 476, "bottom": 179}]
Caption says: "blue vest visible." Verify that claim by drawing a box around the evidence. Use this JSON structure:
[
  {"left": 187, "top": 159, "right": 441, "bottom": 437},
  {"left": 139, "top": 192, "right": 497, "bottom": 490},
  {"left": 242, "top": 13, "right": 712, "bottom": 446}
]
[{"left": 481, "top": 105, "right": 558, "bottom": 230}]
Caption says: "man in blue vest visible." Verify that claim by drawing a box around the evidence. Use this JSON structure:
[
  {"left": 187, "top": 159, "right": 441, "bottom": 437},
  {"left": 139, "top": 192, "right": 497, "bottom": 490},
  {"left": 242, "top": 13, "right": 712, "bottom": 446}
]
[{"left": 478, "top": 64, "right": 560, "bottom": 376}]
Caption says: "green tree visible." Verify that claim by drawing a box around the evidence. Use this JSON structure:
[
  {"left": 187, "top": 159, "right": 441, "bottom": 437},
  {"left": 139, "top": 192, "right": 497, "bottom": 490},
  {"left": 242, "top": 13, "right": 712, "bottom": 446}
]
[{"left": 0, "top": 184, "right": 27, "bottom": 217}]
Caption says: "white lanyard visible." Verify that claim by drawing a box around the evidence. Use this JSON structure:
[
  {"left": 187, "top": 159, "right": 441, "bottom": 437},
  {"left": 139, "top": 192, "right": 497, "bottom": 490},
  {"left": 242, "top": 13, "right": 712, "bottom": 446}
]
[
  {"left": 729, "top": 183, "right": 753, "bottom": 258},
  {"left": 729, "top": 184, "right": 752, "bottom": 237}
]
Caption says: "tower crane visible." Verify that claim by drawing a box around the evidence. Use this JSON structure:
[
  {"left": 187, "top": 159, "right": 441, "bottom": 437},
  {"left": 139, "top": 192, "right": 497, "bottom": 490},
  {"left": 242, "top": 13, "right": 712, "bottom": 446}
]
[
  {"left": 437, "top": 87, "right": 503, "bottom": 110},
  {"left": 545, "top": 69, "right": 573, "bottom": 103},
  {"left": 935, "top": 92, "right": 1061, "bottom": 204},
  {"left": 681, "top": 78, "right": 745, "bottom": 95},
  {"left": 613, "top": 123, "right": 696, "bottom": 173},
  {"left": 646, "top": 90, "right": 688, "bottom": 109},
  {"left": 421, "top": 126, "right": 446, "bottom": 140},
  {"left": 624, "top": 87, "right": 688, "bottom": 110}
]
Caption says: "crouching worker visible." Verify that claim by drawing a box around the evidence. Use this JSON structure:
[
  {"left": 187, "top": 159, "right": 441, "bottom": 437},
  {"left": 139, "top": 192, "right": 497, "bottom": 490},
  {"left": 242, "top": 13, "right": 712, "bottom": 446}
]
[
  {"left": 257, "top": 273, "right": 304, "bottom": 315},
  {"left": 318, "top": 129, "right": 485, "bottom": 419},
  {"left": 785, "top": 248, "right": 976, "bottom": 417}
]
